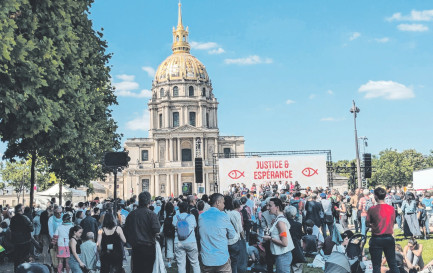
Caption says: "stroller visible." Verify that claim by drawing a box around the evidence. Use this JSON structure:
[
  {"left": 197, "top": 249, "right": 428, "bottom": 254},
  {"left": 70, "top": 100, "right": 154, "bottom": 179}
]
[
  {"left": 324, "top": 251, "right": 351, "bottom": 273},
  {"left": 346, "top": 234, "right": 367, "bottom": 273}
]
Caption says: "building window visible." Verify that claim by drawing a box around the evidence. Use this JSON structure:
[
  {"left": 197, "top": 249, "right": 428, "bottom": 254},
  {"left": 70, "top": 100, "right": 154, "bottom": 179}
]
[
  {"left": 159, "top": 114, "right": 163, "bottom": 128},
  {"left": 173, "top": 86, "right": 179, "bottom": 97},
  {"left": 182, "top": 149, "right": 192, "bottom": 161},
  {"left": 224, "top": 148, "right": 231, "bottom": 158},
  {"left": 141, "top": 150, "right": 149, "bottom": 161},
  {"left": 173, "top": 112, "right": 179, "bottom": 127},
  {"left": 189, "top": 86, "right": 194, "bottom": 97},
  {"left": 206, "top": 113, "right": 210, "bottom": 128},
  {"left": 189, "top": 112, "right": 196, "bottom": 126},
  {"left": 202, "top": 88, "right": 206, "bottom": 96},
  {"left": 160, "top": 88, "right": 164, "bottom": 98},
  {"left": 142, "top": 179, "right": 149, "bottom": 192}
]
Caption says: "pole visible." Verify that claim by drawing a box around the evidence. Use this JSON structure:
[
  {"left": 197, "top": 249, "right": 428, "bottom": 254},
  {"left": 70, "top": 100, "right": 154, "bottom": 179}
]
[
  {"left": 29, "top": 151, "right": 36, "bottom": 210},
  {"left": 113, "top": 168, "right": 117, "bottom": 216},
  {"left": 351, "top": 101, "right": 362, "bottom": 188}
]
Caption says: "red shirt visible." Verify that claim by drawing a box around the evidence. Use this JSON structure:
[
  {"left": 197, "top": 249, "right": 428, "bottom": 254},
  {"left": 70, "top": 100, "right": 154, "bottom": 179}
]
[{"left": 366, "top": 204, "right": 395, "bottom": 236}]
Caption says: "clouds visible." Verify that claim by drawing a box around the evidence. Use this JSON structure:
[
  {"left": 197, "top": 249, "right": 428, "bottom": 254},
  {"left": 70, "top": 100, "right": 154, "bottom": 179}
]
[
  {"left": 308, "top": 94, "right": 316, "bottom": 99},
  {"left": 286, "top": 99, "right": 295, "bottom": 105},
  {"left": 358, "top": 80, "right": 415, "bottom": 100},
  {"left": 397, "top": 24, "right": 428, "bottom": 32},
  {"left": 387, "top": 10, "right": 432, "bottom": 32},
  {"left": 224, "top": 55, "right": 273, "bottom": 65},
  {"left": 190, "top": 41, "right": 225, "bottom": 55},
  {"left": 142, "top": 66, "right": 156, "bottom": 77},
  {"left": 113, "top": 74, "right": 152, "bottom": 98},
  {"left": 349, "top": 32, "right": 361, "bottom": 41},
  {"left": 387, "top": 10, "right": 433, "bottom": 22},
  {"left": 126, "top": 110, "right": 150, "bottom": 131}
]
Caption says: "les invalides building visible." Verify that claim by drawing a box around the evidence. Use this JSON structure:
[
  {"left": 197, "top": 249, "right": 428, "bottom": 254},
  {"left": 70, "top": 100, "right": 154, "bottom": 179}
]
[{"left": 122, "top": 3, "right": 245, "bottom": 197}]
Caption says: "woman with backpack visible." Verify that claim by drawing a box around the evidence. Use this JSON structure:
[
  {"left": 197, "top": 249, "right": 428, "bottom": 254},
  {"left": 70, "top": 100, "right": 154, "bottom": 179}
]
[
  {"left": 401, "top": 192, "right": 422, "bottom": 238},
  {"left": 97, "top": 213, "right": 126, "bottom": 273}
]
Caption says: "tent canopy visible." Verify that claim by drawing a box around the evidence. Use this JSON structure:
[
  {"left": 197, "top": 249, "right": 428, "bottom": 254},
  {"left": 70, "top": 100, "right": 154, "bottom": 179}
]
[{"left": 35, "top": 184, "right": 87, "bottom": 207}]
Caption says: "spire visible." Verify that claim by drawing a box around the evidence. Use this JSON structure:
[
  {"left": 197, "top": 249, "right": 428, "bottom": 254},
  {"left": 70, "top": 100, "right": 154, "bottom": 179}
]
[
  {"left": 172, "top": 0, "right": 190, "bottom": 53},
  {"left": 177, "top": 0, "right": 183, "bottom": 29}
]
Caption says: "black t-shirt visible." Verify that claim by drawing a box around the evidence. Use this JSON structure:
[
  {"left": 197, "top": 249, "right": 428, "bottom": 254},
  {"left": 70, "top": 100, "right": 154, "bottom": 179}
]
[{"left": 40, "top": 210, "right": 49, "bottom": 235}]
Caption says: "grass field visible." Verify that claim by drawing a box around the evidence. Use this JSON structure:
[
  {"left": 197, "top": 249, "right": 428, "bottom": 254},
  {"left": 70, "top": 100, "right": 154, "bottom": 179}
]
[{"left": 167, "top": 228, "right": 433, "bottom": 273}]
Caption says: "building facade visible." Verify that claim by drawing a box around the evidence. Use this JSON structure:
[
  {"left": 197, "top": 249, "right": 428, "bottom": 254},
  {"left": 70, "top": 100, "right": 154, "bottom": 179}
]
[{"left": 123, "top": 3, "right": 244, "bottom": 198}]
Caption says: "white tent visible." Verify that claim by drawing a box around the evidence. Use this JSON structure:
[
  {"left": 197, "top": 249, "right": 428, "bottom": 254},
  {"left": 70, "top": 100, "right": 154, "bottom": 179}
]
[{"left": 35, "top": 183, "right": 87, "bottom": 206}]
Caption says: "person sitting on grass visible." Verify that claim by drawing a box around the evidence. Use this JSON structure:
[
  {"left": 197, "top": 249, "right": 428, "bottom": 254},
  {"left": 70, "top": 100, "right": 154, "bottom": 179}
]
[
  {"left": 302, "top": 227, "right": 318, "bottom": 257},
  {"left": 381, "top": 244, "right": 407, "bottom": 273},
  {"left": 403, "top": 238, "right": 424, "bottom": 272}
]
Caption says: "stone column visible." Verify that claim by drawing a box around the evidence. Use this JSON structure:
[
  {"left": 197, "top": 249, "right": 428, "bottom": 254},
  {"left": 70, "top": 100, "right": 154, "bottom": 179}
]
[
  {"left": 193, "top": 137, "right": 196, "bottom": 161},
  {"left": 178, "top": 138, "right": 182, "bottom": 162},
  {"left": 214, "top": 138, "right": 218, "bottom": 154},
  {"left": 178, "top": 173, "right": 182, "bottom": 195},
  {"left": 215, "top": 107, "right": 218, "bottom": 128},
  {"left": 155, "top": 174, "right": 160, "bottom": 197},
  {"left": 170, "top": 174, "right": 175, "bottom": 197},
  {"left": 170, "top": 138, "right": 174, "bottom": 161},
  {"left": 150, "top": 174, "right": 155, "bottom": 196},
  {"left": 165, "top": 139, "right": 169, "bottom": 162},
  {"left": 200, "top": 137, "right": 204, "bottom": 159},
  {"left": 165, "top": 106, "right": 169, "bottom": 128},
  {"left": 198, "top": 105, "right": 202, "bottom": 127},
  {"left": 154, "top": 140, "right": 159, "bottom": 162},
  {"left": 149, "top": 108, "right": 153, "bottom": 131}
]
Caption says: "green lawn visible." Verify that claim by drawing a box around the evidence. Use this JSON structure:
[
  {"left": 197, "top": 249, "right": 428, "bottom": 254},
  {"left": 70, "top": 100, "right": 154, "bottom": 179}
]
[{"left": 167, "top": 229, "right": 433, "bottom": 273}]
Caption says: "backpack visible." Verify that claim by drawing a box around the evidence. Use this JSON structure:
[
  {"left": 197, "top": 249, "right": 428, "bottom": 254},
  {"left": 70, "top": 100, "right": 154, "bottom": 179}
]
[
  {"left": 176, "top": 214, "right": 193, "bottom": 241},
  {"left": 346, "top": 203, "right": 353, "bottom": 218},
  {"left": 290, "top": 199, "right": 301, "bottom": 220},
  {"left": 364, "top": 198, "right": 374, "bottom": 212},
  {"left": 163, "top": 216, "right": 175, "bottom": 238},
  {"left": 241, "top": 206, "right": 253, "bottom": 231}
]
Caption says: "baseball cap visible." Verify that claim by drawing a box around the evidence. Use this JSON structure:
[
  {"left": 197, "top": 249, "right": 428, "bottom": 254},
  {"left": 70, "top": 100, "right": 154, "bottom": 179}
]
[{"left": 320, "top": 193, "right": 326, "bottom": 198}]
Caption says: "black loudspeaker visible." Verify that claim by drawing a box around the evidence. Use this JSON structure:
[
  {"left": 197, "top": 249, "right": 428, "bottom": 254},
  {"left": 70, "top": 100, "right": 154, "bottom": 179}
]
[
  {"left": 104, "top": 152, "right": 130, "bottom": 167},
  {"left": 363, "top": 153, "right": 372, "bottom": 179},
  {"left": 195, "top": 158, "right": 203, "bottom": 183}
]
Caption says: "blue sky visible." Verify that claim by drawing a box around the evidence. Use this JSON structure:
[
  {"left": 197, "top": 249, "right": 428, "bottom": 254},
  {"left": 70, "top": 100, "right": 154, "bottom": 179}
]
[{"left": 3, "top": 1, "right": 433, "bottom": 161}]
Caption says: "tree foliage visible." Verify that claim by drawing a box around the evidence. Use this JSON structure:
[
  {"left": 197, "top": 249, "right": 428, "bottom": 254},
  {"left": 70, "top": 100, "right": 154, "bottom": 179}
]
[{"left": 0, "top": 0, "right": 121, "bottom": 207}]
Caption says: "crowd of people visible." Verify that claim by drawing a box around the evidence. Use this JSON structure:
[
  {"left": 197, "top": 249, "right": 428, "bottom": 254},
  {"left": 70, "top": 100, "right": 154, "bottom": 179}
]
[{"left": 0, "top": 182, "right": 431, "bottom": 273}]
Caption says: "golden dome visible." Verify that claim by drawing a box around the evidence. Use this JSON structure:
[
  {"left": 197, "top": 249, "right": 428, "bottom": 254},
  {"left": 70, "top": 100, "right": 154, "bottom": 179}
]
[
  {"left": 154, "top": 53, "right": 209, "bottom": 84},
  {"left": 154, "top": 1, "right": 209, "bottom": 84}
]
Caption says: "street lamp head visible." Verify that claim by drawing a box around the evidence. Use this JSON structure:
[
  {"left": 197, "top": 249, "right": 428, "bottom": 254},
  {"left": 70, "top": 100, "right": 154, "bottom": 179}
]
[{"left": 350, "top": 106, "right": 360, "bottom": 114}]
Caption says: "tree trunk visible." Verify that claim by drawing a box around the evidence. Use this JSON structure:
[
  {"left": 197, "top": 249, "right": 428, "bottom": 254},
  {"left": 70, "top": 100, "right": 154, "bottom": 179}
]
[
  {"left": 29, "top": 151, "right": 36, "bottom": 210},
  {"left": 59, "top": 180, "right": 63, "bottom": 206}
]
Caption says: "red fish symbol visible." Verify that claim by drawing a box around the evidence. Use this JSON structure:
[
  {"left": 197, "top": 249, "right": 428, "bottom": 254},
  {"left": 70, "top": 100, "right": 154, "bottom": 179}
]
[
  {"left": 302, "top": 167, "right": 318, "bottom": 177},
  {"left": 228, "top": 170, "right": 245, "bottom": 180}
]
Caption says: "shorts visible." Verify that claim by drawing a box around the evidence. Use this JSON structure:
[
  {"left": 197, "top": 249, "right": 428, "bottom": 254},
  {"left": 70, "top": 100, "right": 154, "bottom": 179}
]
[{"left": 57, "top": 246, "right": 70, "bottom": 258}]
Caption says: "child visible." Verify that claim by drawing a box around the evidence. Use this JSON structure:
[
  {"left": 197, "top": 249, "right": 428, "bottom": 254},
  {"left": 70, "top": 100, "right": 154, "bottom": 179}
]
[{"left": 417, "top": 202, "right": 427, "bottom": 239}]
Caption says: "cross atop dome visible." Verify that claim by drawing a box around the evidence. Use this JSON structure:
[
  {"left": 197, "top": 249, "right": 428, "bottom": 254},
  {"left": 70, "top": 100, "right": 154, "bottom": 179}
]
[{"left": 172, "top": 1, "right": 191, "bottom": 54}]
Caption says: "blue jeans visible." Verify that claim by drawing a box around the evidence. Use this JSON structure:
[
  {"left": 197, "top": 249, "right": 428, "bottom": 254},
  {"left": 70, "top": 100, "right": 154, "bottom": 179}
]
[
  {"left": 69, "top": 255, "right": 83, "bottom": 273},
  {"left": 361, "top": 216, "right": 367, "bottom": 236},
  {"left": 369, "top": 235, "right": 399, "bottom": 273},
  {"left": 352, "top": 209, "right": 359, "bottom": 233},
  {"left": 396, "top": 213, "right": 402, "bottom": 230},
  {"left": 275, "top": 251, "right": 292, "bottom": 273}
]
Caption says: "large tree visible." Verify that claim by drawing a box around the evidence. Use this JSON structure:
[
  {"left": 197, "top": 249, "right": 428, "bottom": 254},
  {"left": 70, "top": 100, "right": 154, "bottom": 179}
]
[{"left": 0, "top": 0, "right": 120, "bottom": 208}]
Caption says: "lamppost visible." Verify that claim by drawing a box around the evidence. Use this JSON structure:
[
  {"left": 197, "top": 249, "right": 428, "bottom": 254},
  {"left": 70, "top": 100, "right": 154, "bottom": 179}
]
[{"left": 350, "top": 101, "right": 362, "bottom": 188}]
